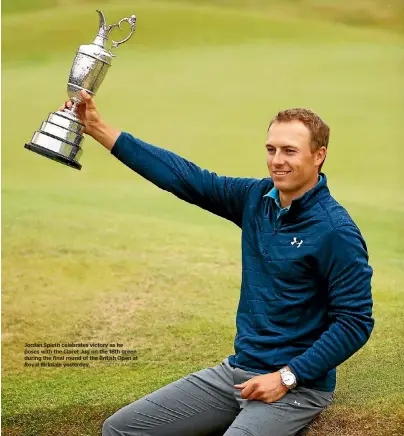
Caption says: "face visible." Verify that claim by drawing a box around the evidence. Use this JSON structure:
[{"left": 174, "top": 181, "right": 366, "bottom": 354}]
[{"left": 265, "top": 120, "right": 326, "bottom": 195}]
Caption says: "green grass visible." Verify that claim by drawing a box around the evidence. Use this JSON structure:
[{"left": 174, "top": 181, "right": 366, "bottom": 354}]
[
  {"left": 2, "top": 1, "right": 404, "bottom": 435},
  {"left": 2, "top": 0, "right": 404, "bottom": 32}
]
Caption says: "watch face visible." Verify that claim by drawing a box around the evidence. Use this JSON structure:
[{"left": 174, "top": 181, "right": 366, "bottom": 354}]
[{"left": 283, "top": 373, "right": 296, "bottom": 386}]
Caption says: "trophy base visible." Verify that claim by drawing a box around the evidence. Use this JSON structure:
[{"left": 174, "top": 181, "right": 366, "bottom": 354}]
[
  {"left": 25, "top": 142, "right": 82, "bottom": 170},
  {"left": 25, "top": 110, "right": 84, "bottom": 170}
]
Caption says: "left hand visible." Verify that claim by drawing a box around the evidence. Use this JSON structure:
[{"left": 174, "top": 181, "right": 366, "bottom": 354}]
[{"left": 234, "top": 371, "right": 289, "bottom": 403}]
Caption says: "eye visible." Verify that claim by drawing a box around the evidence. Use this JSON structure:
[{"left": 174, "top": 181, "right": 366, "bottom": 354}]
[
  {"left": 286, "top": 149, "right": 296, "bottom": 154},
  {"left": 266, "top": 147, "right": 275, "bottom": 153}
]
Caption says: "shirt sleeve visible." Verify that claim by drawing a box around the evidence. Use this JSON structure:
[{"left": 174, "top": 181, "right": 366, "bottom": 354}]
[
  {"left": 287, "top": 224, "right": 375, "bottom": 385},
  {"left": 110, "top": 132, "right": 259, "bottom": 227}
]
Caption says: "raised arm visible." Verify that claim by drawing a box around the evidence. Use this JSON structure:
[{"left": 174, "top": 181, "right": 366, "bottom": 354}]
[
  {"left": 66, "top": 90, "right": 258, "bottom": 226},
  {"left": 113, "top": 133, "right": 260, "bottom": 225}
]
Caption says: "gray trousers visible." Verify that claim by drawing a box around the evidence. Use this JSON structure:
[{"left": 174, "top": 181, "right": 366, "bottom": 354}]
[{"left": 102, "top": 358, "right": 333, "bottom": 436}]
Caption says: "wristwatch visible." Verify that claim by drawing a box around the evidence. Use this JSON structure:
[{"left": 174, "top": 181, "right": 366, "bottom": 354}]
[{"left": 280, "top": 367, "right": 297, "bottom": 389}]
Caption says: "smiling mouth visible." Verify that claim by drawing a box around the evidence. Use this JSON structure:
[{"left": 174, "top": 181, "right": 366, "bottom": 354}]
[{"left": 273, "top": 171, "right": 291, "bottom": 176}]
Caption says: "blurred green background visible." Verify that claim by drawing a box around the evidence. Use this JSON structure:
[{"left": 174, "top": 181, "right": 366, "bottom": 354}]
[{"left": 2, "top": 0, "right": 404, "bottom": 435}]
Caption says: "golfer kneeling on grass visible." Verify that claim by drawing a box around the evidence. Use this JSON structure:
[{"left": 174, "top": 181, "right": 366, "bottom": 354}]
[{"left": 61, "top": 90, "right": 374, "bottom": 436}]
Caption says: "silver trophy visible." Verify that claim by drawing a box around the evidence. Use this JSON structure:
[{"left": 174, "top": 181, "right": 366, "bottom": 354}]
[{"left": 25, "top": 10, "right": 136, "bottom": 170}]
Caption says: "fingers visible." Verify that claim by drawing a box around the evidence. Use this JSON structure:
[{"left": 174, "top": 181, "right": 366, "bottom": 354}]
[
  {"left": 76, "top": 104, "right": 85, "bottom": 116},
  {"left": 245, "top": 390, "right": 261, "bottom": 401},
  {"left": 57, "top": 91, "right": 95, "bottom": 113},
  {"left": 76, "top": 105, "right": 86, "bottom": 130},
  {"left": 58, "top": 100, "right": 73, "bottom": 111},
  {"left": 239, "top": 383, "right": 256, "bottom": 399},
  {"left": 80, "top": 90, "right": 96, "bottom": 108}
]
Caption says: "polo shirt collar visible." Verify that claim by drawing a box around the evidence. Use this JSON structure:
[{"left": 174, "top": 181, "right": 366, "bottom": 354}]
[{"left": 264, "top": 174, "right": 325, "bottom": 212}]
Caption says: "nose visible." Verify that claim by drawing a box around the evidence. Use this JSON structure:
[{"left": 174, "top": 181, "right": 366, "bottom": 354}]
[{"left": 272, "top": 149, "right": 285, "bottom": 167}]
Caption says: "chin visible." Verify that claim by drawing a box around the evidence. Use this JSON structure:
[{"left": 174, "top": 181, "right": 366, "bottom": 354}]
[
  {"left": 272, "top": 178, "right": 288, "bottom": 189},
  {"left": 272, "top": 180, "right": 296, "bottom": 193}
]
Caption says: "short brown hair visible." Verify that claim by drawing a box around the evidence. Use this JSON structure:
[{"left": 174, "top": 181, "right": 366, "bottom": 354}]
[{"left": 268, "top": 108, "right": 330, "bottom": 171}]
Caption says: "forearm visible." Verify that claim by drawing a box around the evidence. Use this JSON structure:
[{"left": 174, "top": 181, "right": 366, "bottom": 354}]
[
  {"left": 110, "top": 132, "right": 199, "bottom": 197},
  {"left": 89, "top": 120, "right": 121, "bottom": 151},
  {"left": 288, "top": 315, "right": 373, "bottom": 385},
  {"left": 108, "top": 132, "right": 258, "bottom": 225}
]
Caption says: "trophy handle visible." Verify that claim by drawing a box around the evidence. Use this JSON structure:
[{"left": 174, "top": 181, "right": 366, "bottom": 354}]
[
  {"left": 107, "top": 15, "right": 137, "bottom": 56},
  {"left": 93, "top": 10, "right": 136, "bottom": 56}
]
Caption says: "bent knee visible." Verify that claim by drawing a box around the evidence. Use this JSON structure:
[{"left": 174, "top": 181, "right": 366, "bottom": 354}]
[
  {"left": 102, "top": 415, "right": 119, "bottom": 436},
  {"left": 102, "top": 413, "right": 143, "bottom": 436},
  {"left": 102, "top": 398, "right": 151, "bottom": 436}
]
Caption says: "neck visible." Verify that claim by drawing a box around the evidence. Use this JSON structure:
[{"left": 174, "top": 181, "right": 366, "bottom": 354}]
[{"left": 279, "top": 175, "right": 319, "bottom": 208}]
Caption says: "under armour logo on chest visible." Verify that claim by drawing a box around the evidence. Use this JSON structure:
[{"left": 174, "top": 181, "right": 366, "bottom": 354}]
[{"left": 291, "top": 237, "right": 303, "bottom": 248}]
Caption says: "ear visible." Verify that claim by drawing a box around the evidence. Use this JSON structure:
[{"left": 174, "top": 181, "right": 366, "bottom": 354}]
[{"left": 315, "top": 146, "right": 327, "bottom": 167}]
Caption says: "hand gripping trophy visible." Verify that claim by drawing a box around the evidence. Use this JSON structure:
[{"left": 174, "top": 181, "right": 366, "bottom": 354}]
[{"left": 24, "top": 10, "right": 136, "bottom": 170}]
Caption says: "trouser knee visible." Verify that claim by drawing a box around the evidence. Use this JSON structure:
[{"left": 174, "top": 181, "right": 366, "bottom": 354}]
[
  {"left": 102, "top": 416, "right": 116, "bottom": 436},
  {"left": 102, "top": 413, "right": 142, "bottom": 436}
]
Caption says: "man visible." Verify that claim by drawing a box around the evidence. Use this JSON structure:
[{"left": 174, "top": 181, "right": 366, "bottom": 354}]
[{"left": 62, "top": 91, "right": 374, "bottom": 436}]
